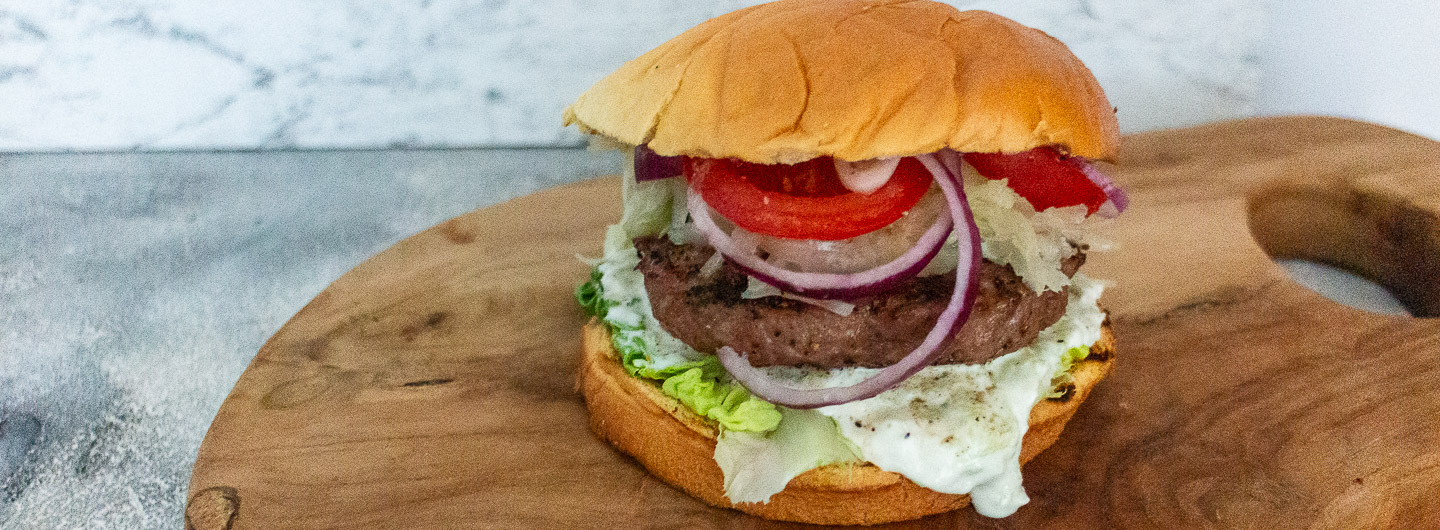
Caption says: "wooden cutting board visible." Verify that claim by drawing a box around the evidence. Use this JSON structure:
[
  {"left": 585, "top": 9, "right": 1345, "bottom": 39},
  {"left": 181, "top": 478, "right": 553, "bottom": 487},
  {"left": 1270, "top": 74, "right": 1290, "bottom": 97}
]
[{"left": 186, "top": 117, "right": 1440, "bottom": 529}]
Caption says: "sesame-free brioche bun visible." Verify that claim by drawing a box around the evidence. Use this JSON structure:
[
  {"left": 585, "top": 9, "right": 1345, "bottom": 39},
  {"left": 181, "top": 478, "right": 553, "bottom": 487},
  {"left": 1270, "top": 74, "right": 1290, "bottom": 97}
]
[
  {"left": 563, "top": 0, "right": 1119, "bottom": 165},
  {"left": 577, "top": 319, "right": 1116, "bottom": 526}
]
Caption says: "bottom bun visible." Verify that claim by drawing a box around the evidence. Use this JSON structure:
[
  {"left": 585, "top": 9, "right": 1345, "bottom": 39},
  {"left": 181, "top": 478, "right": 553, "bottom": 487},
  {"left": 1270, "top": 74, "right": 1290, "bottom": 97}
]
[{"left": 577, "top": 319, "right": 1116, "bottom": 526}]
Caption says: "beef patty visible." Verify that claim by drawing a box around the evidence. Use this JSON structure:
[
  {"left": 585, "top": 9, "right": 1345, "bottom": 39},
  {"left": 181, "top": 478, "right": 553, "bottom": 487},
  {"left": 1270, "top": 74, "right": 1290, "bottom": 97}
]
[{"left": 634, "top": 236, "right": 1083, "bottom": 369}]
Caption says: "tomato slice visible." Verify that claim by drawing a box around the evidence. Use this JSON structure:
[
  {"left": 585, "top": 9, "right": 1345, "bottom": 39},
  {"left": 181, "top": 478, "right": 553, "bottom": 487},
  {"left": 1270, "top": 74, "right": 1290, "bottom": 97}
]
[
  {"left": 684, "top": 156, "right": 933, "bottom": 241},
  {"left": 963, "top": 147, "right": 1107, "bottom": 215}
]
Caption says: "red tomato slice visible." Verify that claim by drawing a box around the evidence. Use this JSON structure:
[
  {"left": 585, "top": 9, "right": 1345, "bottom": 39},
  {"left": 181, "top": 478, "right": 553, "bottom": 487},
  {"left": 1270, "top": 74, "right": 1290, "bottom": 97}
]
[
  {"left": 963, "top": 147, "right": 1107, "bottom": 215},
  {"left": 684, "top": 156, "right": 933, "bottom": 241}
]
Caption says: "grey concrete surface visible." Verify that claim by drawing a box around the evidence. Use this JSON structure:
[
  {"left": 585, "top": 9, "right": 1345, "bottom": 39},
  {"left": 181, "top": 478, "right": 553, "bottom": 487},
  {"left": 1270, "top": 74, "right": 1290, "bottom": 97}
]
[{"left": 0, "top": 147, "right": 620, "bottom": 527}]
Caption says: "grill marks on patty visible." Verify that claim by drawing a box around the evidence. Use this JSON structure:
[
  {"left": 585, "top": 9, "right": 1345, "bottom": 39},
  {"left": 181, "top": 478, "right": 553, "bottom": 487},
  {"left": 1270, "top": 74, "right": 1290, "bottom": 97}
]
[{"left": 634, "top": 236, "right": 1083, "bottom": 369}]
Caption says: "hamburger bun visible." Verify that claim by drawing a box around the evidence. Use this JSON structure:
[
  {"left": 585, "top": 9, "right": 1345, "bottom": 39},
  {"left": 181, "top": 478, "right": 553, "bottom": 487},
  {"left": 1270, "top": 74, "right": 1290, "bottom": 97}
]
[
  {"left": 577, "top": 319, "right": 1116, "bottom": 526},
  {"left": 562, "top": 0, "right": 1119, "bottom": 164}
]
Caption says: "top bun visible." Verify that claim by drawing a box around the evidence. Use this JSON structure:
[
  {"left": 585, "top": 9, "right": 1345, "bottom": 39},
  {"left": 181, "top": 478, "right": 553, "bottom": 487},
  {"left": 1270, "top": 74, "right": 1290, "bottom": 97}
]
[{"left": 563, "top": 0, "right": 1120, "bottom": 164}]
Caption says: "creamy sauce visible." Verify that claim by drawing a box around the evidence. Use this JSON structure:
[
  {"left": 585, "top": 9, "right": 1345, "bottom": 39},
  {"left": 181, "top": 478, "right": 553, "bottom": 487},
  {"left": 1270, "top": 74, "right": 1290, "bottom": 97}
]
[
  {"left": 835, "top": 157, "right": 901, "bottom": 194},
  {"left": 763, "top": 275, "right": 1106, "bottom": 517}
]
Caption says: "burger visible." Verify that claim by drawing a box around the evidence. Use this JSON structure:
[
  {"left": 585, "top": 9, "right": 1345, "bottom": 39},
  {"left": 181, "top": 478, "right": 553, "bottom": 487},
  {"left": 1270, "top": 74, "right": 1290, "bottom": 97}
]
[{"left": 566, "top": 0, "right": 1127, "bottom": 524}]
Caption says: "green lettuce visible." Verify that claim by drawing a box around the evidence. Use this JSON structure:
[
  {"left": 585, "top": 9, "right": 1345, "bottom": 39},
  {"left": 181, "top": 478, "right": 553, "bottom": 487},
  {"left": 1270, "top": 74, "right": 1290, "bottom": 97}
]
[
  {"left": 662, "top": 360, "right": 781, "bottom": 432},
  {"left": 714, "top": 407, "right": 860, "bottom": 504},
  {"left": 618, "top": 149, "right": 677, "bottom": 239},
  {"left": 574, "top": 268, "right": 609, "bottom": 317},
  {"left": 1046, "top": 345, "right": 1090, "bottom": 398},
  {"left": 577, "top": 265, "right": 781, "bottom": 433},
  {"left": 1060, "top": 345, "right": 1091, "bottom": 372}
]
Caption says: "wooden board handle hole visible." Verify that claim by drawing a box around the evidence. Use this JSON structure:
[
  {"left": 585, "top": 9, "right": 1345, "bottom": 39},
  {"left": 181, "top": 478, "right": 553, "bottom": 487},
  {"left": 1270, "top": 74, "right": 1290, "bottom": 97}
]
[{"left": 1247, "top": 181, "right": 1440, "bottom": 318}]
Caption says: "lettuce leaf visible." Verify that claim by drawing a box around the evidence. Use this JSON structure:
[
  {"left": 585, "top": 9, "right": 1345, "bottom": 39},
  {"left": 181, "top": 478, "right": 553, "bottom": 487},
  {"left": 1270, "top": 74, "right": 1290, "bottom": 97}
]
[
  {"left": 577, "top": 264, "right": 781, "bottom": 433},
  {"left": 574, "top": 267, "right": 609, "bottom": 317},
  {"left": 1060, "top": 345, "right": 1090, "bottom": 373},
  {"left": 1045, "top": 345, "right": 1090, "bottom": 398},
  {"left": 714, "top": 407, "right": 860, "bottom": 504},
  {"left": 619, "top": 148, "right": 676, "bottom": 239},
  {"left": 662, "top": 359, "right": 781, "bottom": 432}
]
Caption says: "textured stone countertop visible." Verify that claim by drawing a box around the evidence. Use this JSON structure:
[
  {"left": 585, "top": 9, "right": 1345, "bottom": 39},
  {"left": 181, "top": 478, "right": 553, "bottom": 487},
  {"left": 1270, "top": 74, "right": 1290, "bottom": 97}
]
[{"left": 0, "top": 147, "right": 620, "bottom": 527}]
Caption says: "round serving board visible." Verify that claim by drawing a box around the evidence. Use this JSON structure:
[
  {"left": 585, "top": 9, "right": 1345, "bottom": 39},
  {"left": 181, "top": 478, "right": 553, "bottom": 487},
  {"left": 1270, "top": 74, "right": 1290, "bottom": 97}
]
[{"left": 187, "top": 117, "right": 1440, "bottom": 529}]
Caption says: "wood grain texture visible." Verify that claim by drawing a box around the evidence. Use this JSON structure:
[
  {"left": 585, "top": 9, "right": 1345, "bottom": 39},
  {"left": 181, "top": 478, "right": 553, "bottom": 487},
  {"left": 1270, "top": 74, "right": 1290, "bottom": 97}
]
[{"left": 188, "top": 117, "right": 1440, "bottom": 529}]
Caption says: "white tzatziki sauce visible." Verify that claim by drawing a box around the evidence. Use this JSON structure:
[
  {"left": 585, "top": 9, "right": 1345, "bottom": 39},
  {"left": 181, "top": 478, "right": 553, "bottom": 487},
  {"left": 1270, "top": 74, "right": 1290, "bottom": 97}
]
[{"left": 760, "top": 274, "right": 1106, "bottom": 517}]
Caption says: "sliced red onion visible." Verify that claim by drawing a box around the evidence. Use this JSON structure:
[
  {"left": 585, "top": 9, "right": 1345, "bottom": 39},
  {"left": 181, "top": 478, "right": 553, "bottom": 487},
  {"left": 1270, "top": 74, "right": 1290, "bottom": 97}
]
[
  {"left": 784, "top": 293, "right": 857, "bottom": 316},
  {"left": 741, "top": 276, "right": 857, "bottom": 316},
  {"left": 834, "top": 157, "right": 900, "bottom": 194},
  {"left": 718, "top": 153, "right": 981, "bottom": 408},
  {"left": 747, "top": 191, "right": 945, "bottom": 274},
  {"left": 1073, "top": 159, "right": 1129, "bottom": 218},
  {"left": 936, "top": 148, "right": 966, "bottom": 177},
  {"left": 699, "top": 250, "right": 725, "bottom": 278},
  {"left": 687, "top": 185, "right": 953, "bottom": 300},
  {"left": 729, "top": 227, "right": 758, "bottom": 254},
  {"left": 634, "top": 144, "right": 683, "bottom": 182}
]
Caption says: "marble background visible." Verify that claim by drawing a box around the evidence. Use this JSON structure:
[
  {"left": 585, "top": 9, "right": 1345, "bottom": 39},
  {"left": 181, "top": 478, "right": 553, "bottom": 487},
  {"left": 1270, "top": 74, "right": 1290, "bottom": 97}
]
[{"left": 0, "top": 0, "right": 1262, "bottom": 151}]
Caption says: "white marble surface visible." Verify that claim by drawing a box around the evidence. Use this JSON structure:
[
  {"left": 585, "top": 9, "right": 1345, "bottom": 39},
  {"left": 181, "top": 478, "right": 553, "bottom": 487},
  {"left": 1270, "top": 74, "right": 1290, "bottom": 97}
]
[
  {"left": 0, "top": 0, "right": 1261, "bottom": 151},
  {"left": 1257, "top": 0, "right": 1440, "bottom": 140}
]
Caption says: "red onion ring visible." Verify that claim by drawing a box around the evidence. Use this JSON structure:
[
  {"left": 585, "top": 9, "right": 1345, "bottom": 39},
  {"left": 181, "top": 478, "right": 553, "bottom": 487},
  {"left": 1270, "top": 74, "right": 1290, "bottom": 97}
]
[
  {"left": 936, "top": 148, "right": 966, "bottom": 177},
  {"left": 1071, "top": 159, "right": 1129, "bottom": 218},
  {"left": 687, "top": 182, "right": 953, "bottom": 300},
  {"left": 718, "top": 153, "right": 981, "bottom": 408},
  {"left": 634, "top": 144, "right": 682, "bottom": 182}
]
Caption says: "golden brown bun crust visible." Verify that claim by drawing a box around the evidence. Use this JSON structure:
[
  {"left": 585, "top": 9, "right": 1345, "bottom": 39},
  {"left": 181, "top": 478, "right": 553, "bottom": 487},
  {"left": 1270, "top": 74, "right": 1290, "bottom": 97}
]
[
  {"left": 563, "top": 0, "right": 1120, "bottom": 164},
  {"left": 577, "top": 319, "right": 1116, "bottom": 526}
]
